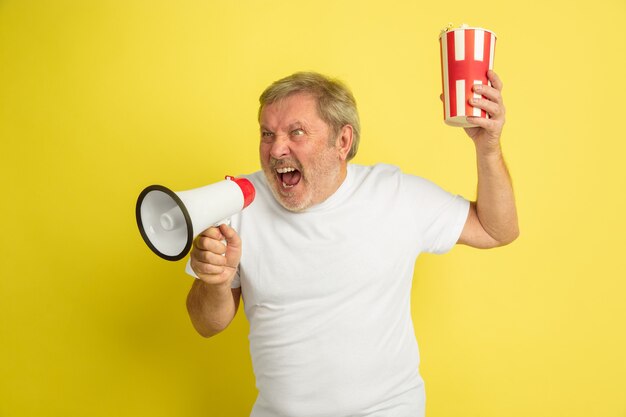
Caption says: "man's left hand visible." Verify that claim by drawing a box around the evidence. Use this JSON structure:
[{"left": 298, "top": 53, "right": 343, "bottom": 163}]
[{"left": 463, "top": 70, "right": 506, "bottom": 153}]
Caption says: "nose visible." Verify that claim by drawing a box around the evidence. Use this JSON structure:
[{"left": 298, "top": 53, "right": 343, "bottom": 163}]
[{"left": 269, "top": 135, "right": 291, "bottom": 159}]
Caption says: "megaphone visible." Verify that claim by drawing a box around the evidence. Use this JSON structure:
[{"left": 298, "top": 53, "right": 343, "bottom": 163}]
[{"left": 136, "top": 175, "right": 255, "bottom": 261}]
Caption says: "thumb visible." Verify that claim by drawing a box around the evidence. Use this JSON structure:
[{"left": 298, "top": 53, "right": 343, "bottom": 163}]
[{"left": 218, "top": 223, "right": 242, "bottom": 268}]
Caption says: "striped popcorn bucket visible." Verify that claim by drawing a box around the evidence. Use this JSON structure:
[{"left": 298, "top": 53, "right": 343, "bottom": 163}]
[{"left": 439, "top": 26, "right": 496, "bottom": 127}]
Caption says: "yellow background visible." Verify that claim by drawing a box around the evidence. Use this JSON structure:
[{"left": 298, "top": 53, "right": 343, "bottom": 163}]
[{"left": 1, "top": 0, "right": 625, "bottom": 416}]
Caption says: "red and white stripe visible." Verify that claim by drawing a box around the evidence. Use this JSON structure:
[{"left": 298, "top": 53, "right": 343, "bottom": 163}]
[{"left": 440, "top": 28, "right": 496, "bottom": 125}]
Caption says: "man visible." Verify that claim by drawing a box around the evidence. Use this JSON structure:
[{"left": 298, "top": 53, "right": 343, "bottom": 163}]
[{"left": 186, "top": 71, "right": 518, "bottom": 416}]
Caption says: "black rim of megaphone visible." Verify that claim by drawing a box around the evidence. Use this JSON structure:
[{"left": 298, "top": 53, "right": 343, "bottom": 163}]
[{"left": 136, "top": 185, "right": 193, "bottom": 262}]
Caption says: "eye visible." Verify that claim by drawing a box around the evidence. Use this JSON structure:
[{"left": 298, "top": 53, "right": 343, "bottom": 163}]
[
  {"left": 260, "top": 132, "right": 275, "bottom": 144},
  {"left": 291, "top": 128, "right": 305, "bottom": 136}
]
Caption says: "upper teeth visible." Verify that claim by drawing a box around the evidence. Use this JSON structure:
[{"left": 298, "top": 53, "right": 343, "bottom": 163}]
[{"left": 276, "top": 167, "right": 296, "bottom": 173}]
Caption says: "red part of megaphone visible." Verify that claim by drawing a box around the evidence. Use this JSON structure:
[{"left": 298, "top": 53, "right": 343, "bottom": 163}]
[{"left": 226, "top": 176, "right": 255, "bottom": 209}]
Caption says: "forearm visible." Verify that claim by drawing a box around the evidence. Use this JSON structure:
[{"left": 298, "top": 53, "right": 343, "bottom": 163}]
[
  {"left": 474, "top": 145, "right": 519, "bottom": 245},
  {"left": 186, "top": 279, "right": 239, "bottom": 338}
]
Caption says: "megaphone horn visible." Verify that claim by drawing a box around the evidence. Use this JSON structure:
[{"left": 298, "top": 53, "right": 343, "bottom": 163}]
[{"left": 136, "top": 175, "right": 255, "bottom": 261}]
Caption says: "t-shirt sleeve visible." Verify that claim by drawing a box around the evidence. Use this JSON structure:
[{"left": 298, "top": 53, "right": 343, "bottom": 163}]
[
  {"left": 421, "top": 193, "right": 469, "bottom": 254},
  {"left": 401, "top": 173, "right": 470, "bottom": 254}
]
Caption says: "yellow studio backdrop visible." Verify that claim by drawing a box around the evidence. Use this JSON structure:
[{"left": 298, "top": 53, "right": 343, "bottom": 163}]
[{"left": 1, "top": 0, "right": 624, "bottom": 416}]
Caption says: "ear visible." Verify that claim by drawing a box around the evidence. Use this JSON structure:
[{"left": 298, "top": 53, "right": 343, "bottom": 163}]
[{"left": 335, "top": 124, "right": 354, "bottom": 161}]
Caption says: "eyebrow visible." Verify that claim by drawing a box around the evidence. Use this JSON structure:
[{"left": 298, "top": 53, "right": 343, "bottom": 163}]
[{"left": 259, "top": 121, "right": 307, "bottom": 132}]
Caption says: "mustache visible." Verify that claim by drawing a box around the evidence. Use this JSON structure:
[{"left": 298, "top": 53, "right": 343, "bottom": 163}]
[{"left": 270, "top": 158, "right": 303, "bottom": 172}]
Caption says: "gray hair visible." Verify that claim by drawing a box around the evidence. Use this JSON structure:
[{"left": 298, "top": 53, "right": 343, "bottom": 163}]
[{"left": 258, "top": 72, "right": 360, "bottom": 161}]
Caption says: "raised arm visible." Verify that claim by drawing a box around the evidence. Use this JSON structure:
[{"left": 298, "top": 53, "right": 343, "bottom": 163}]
[
  {"left": 186, "top": 223, "right": 242, "bottom": 337},
  {"left": 457, "top": 70, "right": 519, "bottom": 249}
]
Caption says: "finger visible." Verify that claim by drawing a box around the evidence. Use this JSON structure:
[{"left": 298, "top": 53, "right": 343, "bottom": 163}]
[
  {"left": 219, "top": 223, "right": 242, "bottom": 249},
  {"left": 194, "top": 233, "right": 227, "bottom": 254},
  {"left": 487, "top": 70, "right": 503, "bottom": 91},
  {"left": 468, "top": 97, "right": 505, "bottom": 120},
  {"left": 466, "top": 115, "right": 503, "bottom": 133},
  {"left": 190, "top": 258, "right": 225, "bottom": 276},
  {"left": 218, "top": 223, "right": 242, "bottom": 268},
  {"left": 203, "top": 226, "right": 224, "bottom": 241},
  {"left": 192, "top": 248, "right": 227, "bottom": 266},
  {"left": 473, "top": 83, "right": 503, "bottom": 106}
]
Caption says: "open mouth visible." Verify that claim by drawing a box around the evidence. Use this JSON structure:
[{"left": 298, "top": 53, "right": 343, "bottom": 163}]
[{"left": 276, "top": 166, "right": 302, "bottom": 189}]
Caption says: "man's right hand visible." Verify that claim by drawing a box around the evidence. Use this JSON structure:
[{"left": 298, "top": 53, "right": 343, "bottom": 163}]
[{"left": 189, "top": 223, "right": 242, "bottom": 287}]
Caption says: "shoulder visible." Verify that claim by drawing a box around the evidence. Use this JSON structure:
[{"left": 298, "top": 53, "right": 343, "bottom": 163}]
[
  {"left": 349, "top": 163, "right": 402, "bottom": 186},
  {"left": 350, "top": 163, "right": 400, "bottom": 177},
  {"left": 349, "top": 163, "right": 437, "bottom": 193}
]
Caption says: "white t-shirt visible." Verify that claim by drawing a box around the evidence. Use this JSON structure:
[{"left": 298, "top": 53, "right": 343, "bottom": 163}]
[{"left": 192, "top": 164, "right": 469, "bottom": 417}]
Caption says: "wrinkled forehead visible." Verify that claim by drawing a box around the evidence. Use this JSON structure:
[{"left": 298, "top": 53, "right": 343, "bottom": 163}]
[{"left": 259, "top": 92, "right": 322, "bottom": 126}]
